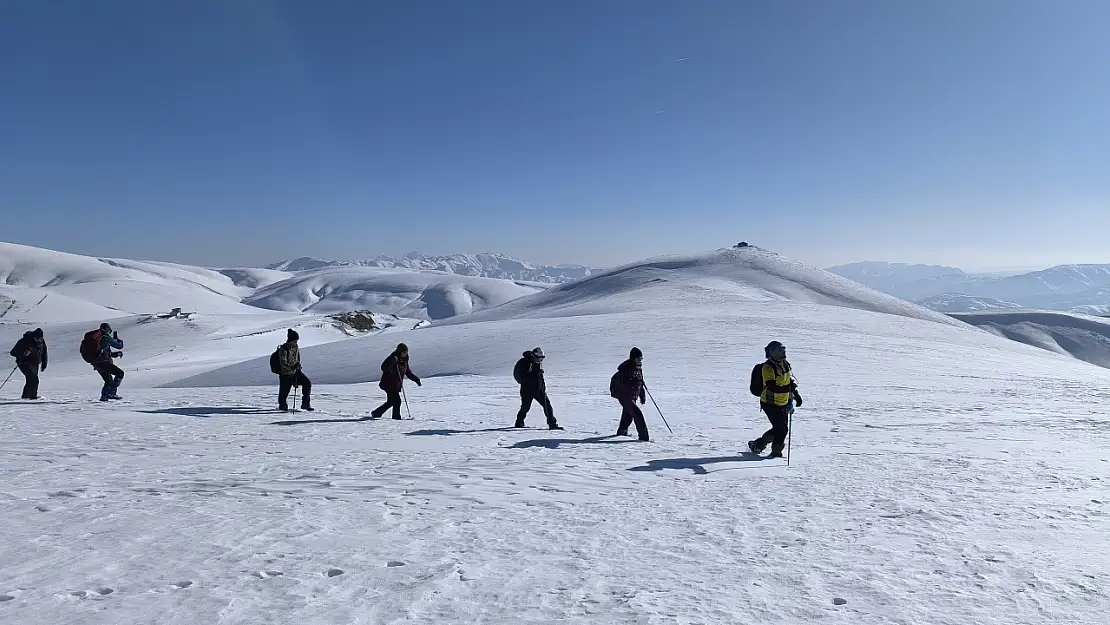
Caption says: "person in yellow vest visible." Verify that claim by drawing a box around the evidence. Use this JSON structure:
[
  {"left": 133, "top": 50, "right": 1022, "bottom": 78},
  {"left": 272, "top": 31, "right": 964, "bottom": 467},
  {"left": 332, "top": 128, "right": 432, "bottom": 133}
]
[{"left": 747, "top": 341, "right": 802, "bottom": 458}]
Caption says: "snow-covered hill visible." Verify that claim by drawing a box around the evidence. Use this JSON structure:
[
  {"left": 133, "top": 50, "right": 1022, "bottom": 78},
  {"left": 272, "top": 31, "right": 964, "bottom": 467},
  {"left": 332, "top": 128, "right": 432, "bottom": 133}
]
[
  {"left": 915, "top": 293, "right": 1023, "bottom": 313},
  {"left": 170, "top": 247, "right": 970, "bottom": 388},
  {"left": 243, "top": 266, "right": 540, "bottom": 320},
  {"left": 5, "top": 246, "right": 1110, "bottom": 625},
  {"left": 950, "top": 310, "right": 1110, "bottom": 369},
  {"left": 0, "top": 242, "right": 534, "bottom": 323},
  {"left": 829, "top": 259, "right": 1110, "bottom": 309},
  {"left": 269, "top": 252, "right": 597, "bottom": 284}
]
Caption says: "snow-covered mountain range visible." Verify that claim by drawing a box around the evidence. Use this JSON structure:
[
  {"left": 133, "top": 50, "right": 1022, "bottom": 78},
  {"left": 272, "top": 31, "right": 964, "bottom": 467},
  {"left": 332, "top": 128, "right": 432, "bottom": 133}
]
[
  {"left": 828, "top": 260, "right": 1110, "bottom": 313},
  {"left": 268, "top": 252, "right": 597, "bottom": 284}
]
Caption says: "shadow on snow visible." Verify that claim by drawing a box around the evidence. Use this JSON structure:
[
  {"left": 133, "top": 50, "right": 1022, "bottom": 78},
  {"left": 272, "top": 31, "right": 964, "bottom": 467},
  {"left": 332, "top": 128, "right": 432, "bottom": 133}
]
[
  {"left": 406, "top": 426, "right": 521, "bottom": 436},
  {"left": 140, "top": 406, "right": 280, "bottom": 418},
  {"left": 509, "top": 435, "right": 636, "bottom": 449},
  {"left": 627, "top": 453, "right": 774, "bottom": 474},
  {"left": 272, "top": 416, "right": 377, "bottom": 426}
]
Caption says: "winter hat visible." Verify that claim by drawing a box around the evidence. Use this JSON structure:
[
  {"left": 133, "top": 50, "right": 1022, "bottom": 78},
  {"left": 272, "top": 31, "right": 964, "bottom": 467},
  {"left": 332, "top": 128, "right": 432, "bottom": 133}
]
[
  {"left": 765, "top": 341, "right": 786, "bottom": 359},
  {"left": 396, "top": 342, "right": 409, "bottom": 353},
  {"left": 32, "top": 328, "right": 43, "bottom": 339},
  {"left": 287, "top": 329, "right": 299, "bottom": 342},
  {"left": 531, "top": 347, "right": 545, "bottom": 359},
  {"left": 629, "top": 347, "right": 643, "bottom": 359},
  {"left": 100, "top": 322, "right": 112, "bottom": 333}
]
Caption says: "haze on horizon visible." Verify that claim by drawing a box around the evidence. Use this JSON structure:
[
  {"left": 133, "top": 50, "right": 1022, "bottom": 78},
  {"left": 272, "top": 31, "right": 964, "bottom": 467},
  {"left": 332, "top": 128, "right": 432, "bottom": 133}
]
[{"left": 1, "top": 1, "right": 1107, "bottom": 271}]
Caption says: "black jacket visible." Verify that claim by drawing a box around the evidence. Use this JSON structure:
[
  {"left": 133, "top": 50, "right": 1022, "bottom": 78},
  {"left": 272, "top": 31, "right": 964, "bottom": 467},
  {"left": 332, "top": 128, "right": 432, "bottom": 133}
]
[
  {"left": 10, "top": 333, "right": 47, "bottom": 370},
  {"left": 514, "top": 353, "right": 546, "bottom": 394}
]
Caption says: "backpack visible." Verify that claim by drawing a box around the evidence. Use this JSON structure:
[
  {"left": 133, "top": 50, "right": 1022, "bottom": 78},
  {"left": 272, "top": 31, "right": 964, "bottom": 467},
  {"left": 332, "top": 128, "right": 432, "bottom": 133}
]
[
  {"left": 513, "top": 359, "right": 525, "bottom": 385},
  {"left": 749, "top": 363, "right": 764, "bottom": 396},
  {"left": 80, "top": 330, "right": 102, "bottom": 364},
  {"left": 609, "top": 370, "right": 621, "bottom": 398},
  {"left": 269, "top": 346, "right": 282, "bottom": 375}
]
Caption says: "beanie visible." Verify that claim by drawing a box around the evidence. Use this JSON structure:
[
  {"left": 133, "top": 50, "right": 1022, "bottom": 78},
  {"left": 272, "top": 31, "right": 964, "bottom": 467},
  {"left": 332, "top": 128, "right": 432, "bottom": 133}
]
[
  {"left": 32, "top": 328, "right": 43, "bottom": 338},
  {"left": 630, "top": 347, "right": 642, "bottom": 359},
  {"left": 396, "top": 342, "right": 409, "bottom": 353},
  {"left": 287, "top": 329, "right": 299, "bottom": 341}
]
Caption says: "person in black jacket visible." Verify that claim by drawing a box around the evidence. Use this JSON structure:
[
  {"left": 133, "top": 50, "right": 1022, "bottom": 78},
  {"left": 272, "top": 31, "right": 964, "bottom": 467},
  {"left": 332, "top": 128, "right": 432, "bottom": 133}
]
[
  {"left": 371, "top": 343, "right": 421, "bottom": 419},
  {"left": 9, "top": 328, "right": 47, "bottom": 399},
  {"left": 513, "top": 347, "right": 562, "bottom": 430},
  {"left": 613, "top": 347, "right": 649, "bottom": 441}
]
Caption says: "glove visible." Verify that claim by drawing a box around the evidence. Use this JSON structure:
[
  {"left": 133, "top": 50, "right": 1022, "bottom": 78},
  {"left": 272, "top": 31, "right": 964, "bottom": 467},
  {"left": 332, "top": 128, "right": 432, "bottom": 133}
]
[
  {"left": 113, "top": 331, "right": 119, "bottom": 339},
  {"left": 112, "top": 351, "right": 123, "bottom": 358},
  {"left": 41, "top": 365, "right": 46, "bottom": 372},
  {"left": 794, "top": 395, "right": 803, "bottom": 407},
  {"left": 415, "top": 377, "right": 422, "bottom": 387}
]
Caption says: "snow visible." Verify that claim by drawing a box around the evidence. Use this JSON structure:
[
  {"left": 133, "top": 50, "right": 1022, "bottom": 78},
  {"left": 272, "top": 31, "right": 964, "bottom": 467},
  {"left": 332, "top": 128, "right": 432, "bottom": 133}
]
[
  {"left": 269, "top": 251, "right": 598, "bottom": 284},
  {"left": 915, "top": 293, "right": 1023, "bottom": 313},
  {"left": 952, "top": 310, "right": 1110, "bottom": 369},
  {"left": 3, "top": 246, "right": 1110, "bottom": 624},
  {"left": 242, "top": 266, "right": 541, "bottom": 319}
]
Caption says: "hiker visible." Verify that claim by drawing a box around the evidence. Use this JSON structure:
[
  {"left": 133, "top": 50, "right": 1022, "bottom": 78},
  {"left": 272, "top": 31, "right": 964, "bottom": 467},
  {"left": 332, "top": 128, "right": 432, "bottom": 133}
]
[
  {"left": 86, "top": 323, "right": 124, "bottom": 401},
  {"left": 513, "top": 347, "right": 562, "bottom": 429},
  {"left": 747, "top": 340, "right": 802, "bottom": 459},
  {"left": 277, "top": 329, "right": 312, "bottom": 412},
  {"left": 612, "top": 347, "right": 649, "bottom": 442},
  {"left": 9, "top": 328, "right": 47, "bottom": 399},
  {"left": 372, "top": 343, "right": 420, "bottom": 419}
]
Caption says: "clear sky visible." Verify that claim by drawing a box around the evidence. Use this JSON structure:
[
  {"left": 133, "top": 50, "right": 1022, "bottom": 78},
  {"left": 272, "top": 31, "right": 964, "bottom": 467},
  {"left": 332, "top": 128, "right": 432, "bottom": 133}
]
[{"left": 1, "top": 0, "right": 1108, "bottom": 271}]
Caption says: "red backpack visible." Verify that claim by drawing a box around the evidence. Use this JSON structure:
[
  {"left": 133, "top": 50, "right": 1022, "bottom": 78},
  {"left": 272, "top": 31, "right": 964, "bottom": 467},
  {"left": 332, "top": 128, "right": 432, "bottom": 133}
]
[{"left": 80, "top": 329, "right": 102, "bottom": 364}]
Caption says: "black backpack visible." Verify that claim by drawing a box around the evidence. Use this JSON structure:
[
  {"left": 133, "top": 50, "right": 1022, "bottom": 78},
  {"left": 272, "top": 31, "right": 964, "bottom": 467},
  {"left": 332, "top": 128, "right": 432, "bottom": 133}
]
[
  {"left": 513, "top": 359, "right": 525, "bottom": 385},
  {"left": 609, "top": 370, "right": 621, "bottom": 398},
  {"left": 269, "top": 346, "right": 282, "bottom": 375},
  {"left": 749, "top": 363, "right": 764, "bottom": 396}
]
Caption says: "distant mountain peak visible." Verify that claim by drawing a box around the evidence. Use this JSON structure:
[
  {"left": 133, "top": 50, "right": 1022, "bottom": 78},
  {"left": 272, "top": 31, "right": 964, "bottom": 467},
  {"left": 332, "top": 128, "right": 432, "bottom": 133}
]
[{"left": 267, "top": 252, "right": 598, "bottom": 284}]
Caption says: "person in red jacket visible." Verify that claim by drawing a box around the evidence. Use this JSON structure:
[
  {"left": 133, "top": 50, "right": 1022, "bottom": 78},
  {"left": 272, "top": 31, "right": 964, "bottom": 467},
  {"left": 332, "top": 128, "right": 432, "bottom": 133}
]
[{"left": 371, "top": 343, "right": 421, "bottom": 419}]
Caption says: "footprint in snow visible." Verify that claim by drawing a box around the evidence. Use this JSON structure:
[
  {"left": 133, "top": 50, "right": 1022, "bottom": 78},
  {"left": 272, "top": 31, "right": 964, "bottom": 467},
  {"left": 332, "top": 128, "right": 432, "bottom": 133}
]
[
  {"left": 326, "top": 568, "right": 344, "bottom": 577},
  {"left": 0, "top": 595, "right": 14, "bottom": 602},
  {"left": 253, "top": 571, "right": 283, "bottom": 579},
  {"left": 171, "top": 581, "right": 193, "bottom": 589},
  {"left": 386, "top": 561, "right": 406, "bottom": 568},
  {"left": 833, "top": 597, "right": 847, "bottom": 606}
]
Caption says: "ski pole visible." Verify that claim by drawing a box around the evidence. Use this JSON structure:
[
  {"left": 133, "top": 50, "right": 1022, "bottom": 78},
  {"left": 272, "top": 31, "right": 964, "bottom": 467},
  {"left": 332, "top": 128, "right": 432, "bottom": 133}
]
[
  {"left": 398, "top": 364, "right": 412, "bottom": 419},
  {"left": 786, "top": 408, "right": 793, "bottom": 467},
  {"left": 0, "top": 362, "right": 19, "bottom": 394},
  {"left": 292, "top": 382, "right": 298, "bottom": 414},
  {"left": 643, "top": 383, "right": 673, "bottom": 434}
]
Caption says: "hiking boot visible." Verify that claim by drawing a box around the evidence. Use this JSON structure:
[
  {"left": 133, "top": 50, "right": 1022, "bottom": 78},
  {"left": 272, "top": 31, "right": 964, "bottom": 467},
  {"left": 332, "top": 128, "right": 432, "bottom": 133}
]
[
  {"left": 747, "top": 440, "right": 764, "bottom": 454},
  {"left": 616, "top": 430, "right": 628, "bottom": 437},
  {"left": 300, "top": 401, "right": 314, "bottom": 412},
  {"left": 548, "top": 422, "right": 563, "bottom": 430},
  {"left": 515, "top": 419, "right": 526, "bottom": 428},
  {"left": 767, "top": 450, "right": 784, "bottom": 459},
  {"left": 392, "top": 415, "right": 402, "bottom": 420}
]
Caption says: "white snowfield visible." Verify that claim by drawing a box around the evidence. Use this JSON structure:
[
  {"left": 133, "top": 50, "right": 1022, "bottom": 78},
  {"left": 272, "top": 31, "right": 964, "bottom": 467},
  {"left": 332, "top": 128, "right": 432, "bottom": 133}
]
[{"left": 2, "top": 247, "right": 1110, "bottom": 624}]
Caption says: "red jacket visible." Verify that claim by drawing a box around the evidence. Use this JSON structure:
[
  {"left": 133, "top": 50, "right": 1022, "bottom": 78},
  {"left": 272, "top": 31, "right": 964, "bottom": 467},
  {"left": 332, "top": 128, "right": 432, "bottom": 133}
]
[{"left": 379, "top": 353, "right": 418, "bottom": 392}]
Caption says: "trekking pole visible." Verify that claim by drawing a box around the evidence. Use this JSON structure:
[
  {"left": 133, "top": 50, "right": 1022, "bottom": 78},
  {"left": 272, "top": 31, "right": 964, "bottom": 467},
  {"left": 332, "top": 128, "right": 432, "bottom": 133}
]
[
  {"left": 0, "top": 362, "right": 19, "bottom": 394},
  {"left": 398, "top": 364, "right": 412, "bottom": 419},
  {"left": 786, "top": 409, "right": 793, "bottom": 467},
  {"left": 292, "top": 383, "right": 298, "bottom": 415},
  {"left": 643, "top": 383, "right": 673, "bottom": 434}
]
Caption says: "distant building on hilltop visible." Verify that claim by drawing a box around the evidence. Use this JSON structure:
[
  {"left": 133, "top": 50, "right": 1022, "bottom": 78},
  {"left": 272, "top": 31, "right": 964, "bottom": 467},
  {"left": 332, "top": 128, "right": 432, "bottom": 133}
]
[{"left": 734, "top": 241, "right": 749, "bottom": 248}]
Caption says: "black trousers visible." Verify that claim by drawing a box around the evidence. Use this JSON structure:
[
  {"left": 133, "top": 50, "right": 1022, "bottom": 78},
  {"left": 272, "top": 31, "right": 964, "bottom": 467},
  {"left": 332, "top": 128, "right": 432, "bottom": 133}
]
[
  {"left": 755, "top": 402, "right": 790, "bottom": 452},
  {"left": 517, "top": 389, "right": 556, "bottom": 425},
  {"left": 94, "top": 363, "right": 125, "bottom": 389},
  {"left": 618, "top": 397, "right": 649, "bottom": 441},
  {"left": 278, "top": 371, "right": 311, "bottom": 407},
  {"left": 18, "top": 362, "right": 39, "bottom": 399},
  {"left": 373, "top": 390, "right": 403, "bottom": 419}
]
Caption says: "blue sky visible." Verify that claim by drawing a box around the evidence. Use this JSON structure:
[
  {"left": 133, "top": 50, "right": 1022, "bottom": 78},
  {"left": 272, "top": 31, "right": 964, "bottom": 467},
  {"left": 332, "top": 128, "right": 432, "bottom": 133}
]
[{"left": 1, "top": 1, "right": 1108, "bottom": 270}]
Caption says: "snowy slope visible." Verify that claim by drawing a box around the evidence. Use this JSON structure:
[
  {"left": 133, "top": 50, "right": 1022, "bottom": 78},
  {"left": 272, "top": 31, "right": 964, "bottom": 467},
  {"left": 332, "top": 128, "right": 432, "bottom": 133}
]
[
  {"left": 0, "top": 242, "right": 271, "bottom": 317},
  {"left": 242, "top": 266, "right": 540, "bottom": 319},
  {"left": 4, "top": 248, "right": 1110, "bottom": 623},
  {"left": 171, "top": 247, "right": 972, "bottom": 389},
  {"left": 826, "top": 261, "right": 967, "bottom": 294},
  {"left": 269, "top": 252, "right": 597, "bottom": 284},
  {"left": 915, "top": 293, "right": 1023, "bottom": 313},
  {"left": 438, "top": 247, "right": 967, "bottom": 325},
  {"left": 951, "top": 310, "right": 1110, "bottom": 369}
]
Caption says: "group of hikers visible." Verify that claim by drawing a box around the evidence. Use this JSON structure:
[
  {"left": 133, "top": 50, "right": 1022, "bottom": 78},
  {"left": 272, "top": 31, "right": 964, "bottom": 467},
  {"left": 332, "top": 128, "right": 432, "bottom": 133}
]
[{"left": 7, "top": 324, "right": 802, "bottom": 457}]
